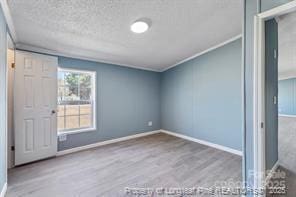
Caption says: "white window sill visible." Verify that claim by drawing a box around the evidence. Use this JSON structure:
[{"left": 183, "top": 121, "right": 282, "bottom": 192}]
[{"left": 58, "top": 128, "right": 96, "bottom": 136}]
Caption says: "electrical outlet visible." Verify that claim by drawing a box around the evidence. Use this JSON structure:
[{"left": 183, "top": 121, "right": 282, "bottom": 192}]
[
  {"left": 59, "top": 134, "right": 67, "bottom": 142},
  {"left": 148, "top": 121, "right": 153, "bottom": 127}
]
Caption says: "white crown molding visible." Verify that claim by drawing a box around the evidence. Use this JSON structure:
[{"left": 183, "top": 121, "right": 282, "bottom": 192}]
[
  {"left": 16, "top": 43, "right": 161, "bottom": 72},
  {"left": 17, "top": 35, "right": 242, "bottom": 73},
  {"left": 0, "top": 182, "right": 7, "bottom": 197},
  {"left": 278, "top": 71, "right": 296, "bottom": 80},
  {"left": 161, "top": 34, "right": 243, "bottom": 72},
  {"left": 0, "top": 0, "right": 17, "bottom": 42},
  {"left": 14, "top": 35, "right": 243, "bottom": 73},
  {"left": 3, "top": 0, "right": 242, "bottom": 74},
  {"left": 160, "top": 129, "right": 243, "bottom": 156},
  {"left": 279, "top": 114, "right": 296, "bottom": 118},
  {"left": 57, "top": 130, "right": 162, "bottom": 156},
  {"left": 258, "top": 0, "right": 296, "bottom": 20},
  {"left": 0, "top": 0, "right": 242, "bottom": 73}
]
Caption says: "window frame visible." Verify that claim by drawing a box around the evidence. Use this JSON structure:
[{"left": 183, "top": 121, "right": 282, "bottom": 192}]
[{"left": 57, "top": 67, "right": 97, "bottom": 135}]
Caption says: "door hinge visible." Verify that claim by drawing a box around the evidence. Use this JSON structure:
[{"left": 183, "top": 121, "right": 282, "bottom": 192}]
[
  {"left": 274, "top": 49, "right": 277, "bottom": 59},
  {"left": 11, "top": 63, "right": 15, "bottom": 69},
  {"left": 273, "top": 96, "right": 277, "bottom": 105},
  {"left": 11, "top": 146, "right": 15, "bottom": 151},
  {"left": 261, "top": 122, "right": 264, "bottom": 129}
]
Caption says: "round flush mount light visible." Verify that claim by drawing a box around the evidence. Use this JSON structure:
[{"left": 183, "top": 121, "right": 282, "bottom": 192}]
[{"left": 130, "top": 18, "right": 151, "bottom": 33}]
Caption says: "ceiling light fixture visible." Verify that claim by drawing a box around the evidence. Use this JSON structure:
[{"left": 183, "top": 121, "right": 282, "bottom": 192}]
[{"left": 130, "top": 19, "right": 151, "bottom": 33}]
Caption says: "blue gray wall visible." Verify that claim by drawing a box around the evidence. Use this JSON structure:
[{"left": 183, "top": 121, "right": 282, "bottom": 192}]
[
  {"left": 161, "top": 38, "right": 242, "bottom": 151},
  {"left": 0, "top": 4, "right": 7, "bottom": 192},
  {"left": 58, "top": 57, "right": 161, "bottom": 151},
  {"left": 59, "top": 39, "right": 244, "bottom": 152},
  {"left": 278, "top": 78, "right": 296, "bottom": 115},
  {"left": 244, "top": 0, "right": 290, "bottom": 191}
]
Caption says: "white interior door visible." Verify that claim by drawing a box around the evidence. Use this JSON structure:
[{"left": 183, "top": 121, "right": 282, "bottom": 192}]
[{"left": 14, "top": 51, "right": 58, "bottom": 165}]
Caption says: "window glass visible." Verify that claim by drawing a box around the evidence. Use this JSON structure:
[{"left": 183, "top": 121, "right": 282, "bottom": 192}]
[{"left": 57, "top": 69, "right": 95, "bottom": 133}]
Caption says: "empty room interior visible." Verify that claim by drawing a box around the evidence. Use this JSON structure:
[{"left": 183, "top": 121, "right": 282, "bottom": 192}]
[
  {"left": 265, "top": 10, "right": 296, "bottom": 195},
  {"left": 278, "top": 11, "right": 296, "bottom": 175},
  {"left": 1, "top": 0, "right": 296, "bottom": 197}
]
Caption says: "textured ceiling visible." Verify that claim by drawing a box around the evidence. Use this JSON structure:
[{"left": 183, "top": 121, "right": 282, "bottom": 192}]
[
  {"left": 8, "top": 0, "right": 242, "bottom": 71},
  {"left": 278, "top": 11, "right": 296, "bottom": 78}
]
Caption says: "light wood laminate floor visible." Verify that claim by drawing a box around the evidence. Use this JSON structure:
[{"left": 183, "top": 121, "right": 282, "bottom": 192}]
[
  {"left": 7, "top": 133, "right": 242, "bottom": 197},
  {"left": 278, "top": 116, "right": 296, "bottom": 172},
  {"left": 267, "top": 117, "right": 296, "bottom": 197}
]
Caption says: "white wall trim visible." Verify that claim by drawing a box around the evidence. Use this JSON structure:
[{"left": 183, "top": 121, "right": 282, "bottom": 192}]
[
  {"left": 56, "top": 130, "right": 161, "bottom": 156},
  {"left": 278, "top": 73, "right": 296, "bottom": 81},
  {"left": 17, "top": 34, "right": 242, "bottom": 73},
  {"left": 16, "top": 43, "right": 161, "bottom": 72},
  {"left": 160, "top": 130, "right": 243, "bottom": 156},
  {"left": 0, "top": 2, "right": 243, "bottom": 73},
  {"left": 57, "top": 129, "right": 243, "bottom": 157},
  {"left": 0, "top": 0, "right": 17, "bottom": 42},
  {"left": 258, "top": 1, "right": 296, "bottom": 20},
  {"left": 253, "top": 14, "right": 266, "bottom": 194},
  {"left": 0, "top": 182, "right": 7, "bottom": 197},
  {"left": 161, "top": 34, "right": 242, "bottom": 72},
  {"left": 279, "top": 114, "right": 296, "bottom": 118},
  {"left": 265, "top": 160, "right": 279, "bottom": 185}
]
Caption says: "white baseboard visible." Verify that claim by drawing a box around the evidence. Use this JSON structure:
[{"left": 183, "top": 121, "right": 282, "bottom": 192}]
[
  {"left": 0, "top": 183, "right": 7, "bottom": 197},
  {"left": 57, "top": 129, "right": 242, "bottom": 157},
  {"left": 265, "top": 160, "right": 279, "bottom": 184},
  {"left": 57, "top": 130, "right": 161, "bottom": 156},
  {"left": 160, "top": 130, "right": 243, "bottom": 156}
]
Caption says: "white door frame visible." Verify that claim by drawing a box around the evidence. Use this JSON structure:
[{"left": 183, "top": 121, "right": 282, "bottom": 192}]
[
  {"left": 253, "top": 0, "right": 296, "bottom": 194},
  {"left": 7, "top": 34, "right": 15, "bottom": 169}
]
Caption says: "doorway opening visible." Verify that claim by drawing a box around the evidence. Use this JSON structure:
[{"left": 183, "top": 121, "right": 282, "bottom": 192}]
[
  {"left": 254, "top": 1, "right": 296, "bottom": 196},
  {"left": 276, "top": 10, "right": 296, "bottom": 196}
]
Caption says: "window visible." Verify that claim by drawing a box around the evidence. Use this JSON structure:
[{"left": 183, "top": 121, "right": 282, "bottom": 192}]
[{"left": 57, "top": 68, "right": 96, "bottom": 134}]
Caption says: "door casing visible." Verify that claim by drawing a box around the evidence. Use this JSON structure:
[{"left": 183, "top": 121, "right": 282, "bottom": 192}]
[{"left": 253, "top": 1, "right": 296, "bottom": 196}]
